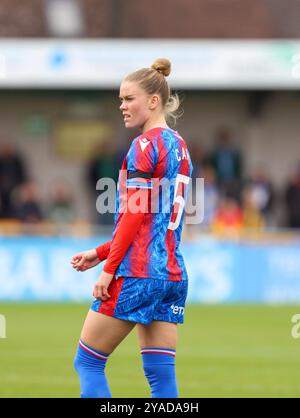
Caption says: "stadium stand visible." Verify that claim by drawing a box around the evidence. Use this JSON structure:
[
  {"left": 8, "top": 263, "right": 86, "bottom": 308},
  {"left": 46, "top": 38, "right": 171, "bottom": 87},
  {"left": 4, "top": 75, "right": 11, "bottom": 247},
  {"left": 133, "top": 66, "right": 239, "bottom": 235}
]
[{"left": 0, "top": 0, "right": 299, "bottom": 38}]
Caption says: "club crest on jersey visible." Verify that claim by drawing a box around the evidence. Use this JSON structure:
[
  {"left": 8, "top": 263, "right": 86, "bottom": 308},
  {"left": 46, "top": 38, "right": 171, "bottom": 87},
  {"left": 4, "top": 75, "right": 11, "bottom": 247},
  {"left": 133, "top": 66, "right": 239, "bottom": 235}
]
[{"left": 139, "top": 137, "right": 150, "bottom": 152}]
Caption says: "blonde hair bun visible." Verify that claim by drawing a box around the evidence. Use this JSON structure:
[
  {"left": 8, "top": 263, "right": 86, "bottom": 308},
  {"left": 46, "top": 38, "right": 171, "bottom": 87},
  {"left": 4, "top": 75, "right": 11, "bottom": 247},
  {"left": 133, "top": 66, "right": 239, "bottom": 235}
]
[{"left": 151, "top": 58, "right": 171, "bottom": 77}]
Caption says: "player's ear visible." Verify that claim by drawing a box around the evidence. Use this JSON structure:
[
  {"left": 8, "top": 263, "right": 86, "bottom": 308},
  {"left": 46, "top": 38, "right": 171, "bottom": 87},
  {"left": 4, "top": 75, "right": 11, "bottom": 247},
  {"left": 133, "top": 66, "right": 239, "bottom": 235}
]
[{"left": 149, "top": 94, "right": 160, "bottom": 110}]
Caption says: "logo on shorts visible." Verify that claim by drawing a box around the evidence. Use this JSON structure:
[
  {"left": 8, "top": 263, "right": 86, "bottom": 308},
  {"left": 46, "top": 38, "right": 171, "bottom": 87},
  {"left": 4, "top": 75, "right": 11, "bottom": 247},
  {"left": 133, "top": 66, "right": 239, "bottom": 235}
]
[{"left": 171, "top": 305, "right": 185, "bottom": 315}]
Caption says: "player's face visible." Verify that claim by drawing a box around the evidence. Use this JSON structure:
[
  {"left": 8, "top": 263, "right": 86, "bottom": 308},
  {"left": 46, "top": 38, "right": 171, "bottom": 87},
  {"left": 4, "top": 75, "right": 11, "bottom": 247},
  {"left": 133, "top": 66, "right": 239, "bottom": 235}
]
[{"left": 119, "top": 80, "right": 152, "bottom": 130}]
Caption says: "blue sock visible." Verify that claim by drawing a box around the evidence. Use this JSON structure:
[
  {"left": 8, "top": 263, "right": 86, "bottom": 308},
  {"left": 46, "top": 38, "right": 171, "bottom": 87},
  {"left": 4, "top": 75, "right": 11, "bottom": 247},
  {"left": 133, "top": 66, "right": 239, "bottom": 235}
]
[
  {"left": 141, "top": 348, "right": 178, "bottom": 398},
  {"left": 74, "top": 339, "right": 111, "bottom": 398}
]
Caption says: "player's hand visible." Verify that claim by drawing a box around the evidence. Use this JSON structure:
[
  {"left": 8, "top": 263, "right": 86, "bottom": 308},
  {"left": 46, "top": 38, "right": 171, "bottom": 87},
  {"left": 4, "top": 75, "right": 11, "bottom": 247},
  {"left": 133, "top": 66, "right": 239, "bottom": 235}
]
[
  {"left": 93, "top": 271, "right": 114, "bottom": 301},
  {"left": 70, "top": 249, "right": 100, "bottom": 272}
]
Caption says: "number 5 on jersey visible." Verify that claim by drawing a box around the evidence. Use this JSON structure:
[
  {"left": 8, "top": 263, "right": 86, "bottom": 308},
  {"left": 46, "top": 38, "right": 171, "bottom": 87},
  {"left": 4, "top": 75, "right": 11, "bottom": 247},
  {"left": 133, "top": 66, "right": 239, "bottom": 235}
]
[{"left": 168, "top": 174, "right": 190, "bottom": 231}]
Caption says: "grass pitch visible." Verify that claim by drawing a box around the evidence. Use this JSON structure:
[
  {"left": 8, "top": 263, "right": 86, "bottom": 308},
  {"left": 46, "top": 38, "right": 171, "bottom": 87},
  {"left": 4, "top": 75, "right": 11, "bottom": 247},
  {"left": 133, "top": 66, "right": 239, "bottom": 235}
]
[{"left": 0, "top": 303, "right": 299, "bottom": 398}]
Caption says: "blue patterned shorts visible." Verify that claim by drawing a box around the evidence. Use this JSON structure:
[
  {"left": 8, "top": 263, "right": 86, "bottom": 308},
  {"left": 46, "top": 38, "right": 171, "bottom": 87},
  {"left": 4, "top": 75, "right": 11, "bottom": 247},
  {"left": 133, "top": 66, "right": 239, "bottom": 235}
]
[{"left": 90, "top": 277, "right": 188, "bottom": 325}]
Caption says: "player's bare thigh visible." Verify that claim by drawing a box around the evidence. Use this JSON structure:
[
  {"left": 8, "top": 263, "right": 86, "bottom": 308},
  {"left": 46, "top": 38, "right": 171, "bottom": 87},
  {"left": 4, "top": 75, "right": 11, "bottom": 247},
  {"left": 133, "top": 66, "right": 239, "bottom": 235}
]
[
  {"left": 80, "top": 310, "right": 136, "bottom": 354},
  {"left": 136, "top": 321, "right": 178, "bottom": 350}
]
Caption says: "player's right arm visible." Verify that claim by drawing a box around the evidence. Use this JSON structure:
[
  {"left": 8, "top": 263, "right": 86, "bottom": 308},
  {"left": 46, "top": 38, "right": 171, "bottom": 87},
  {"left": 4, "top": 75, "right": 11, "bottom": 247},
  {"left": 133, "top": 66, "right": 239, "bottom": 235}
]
[{"left": 101, "top": 135, "right": 156, "bottom": 276}]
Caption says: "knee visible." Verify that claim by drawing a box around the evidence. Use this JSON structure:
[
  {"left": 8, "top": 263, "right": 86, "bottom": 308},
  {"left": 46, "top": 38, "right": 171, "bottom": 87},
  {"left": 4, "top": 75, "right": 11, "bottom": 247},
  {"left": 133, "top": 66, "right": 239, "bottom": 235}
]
[
  {"left": 141, "top": 350, "right": 178, "bottom": 398},
  {"left": 143, "top": 362, "right": 154, "bottom": 379},
  {"left": 142, "top": 361, "right": 178, "bottom": 398},
  {"left": 74, "top": 343, "right": 85, "bottom": 372},
  {"left": 143, "top": 361, "right": 175, "bottom": 379},
  {"left": 73, "top": 342, "right": 111, "bottom": 398}
]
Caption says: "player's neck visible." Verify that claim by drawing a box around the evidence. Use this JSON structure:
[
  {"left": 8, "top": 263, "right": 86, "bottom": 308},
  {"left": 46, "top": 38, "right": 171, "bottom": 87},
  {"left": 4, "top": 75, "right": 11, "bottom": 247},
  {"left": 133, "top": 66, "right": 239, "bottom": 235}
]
[{"left": 141, "top": 116, "right": 169, "bottom": 134}]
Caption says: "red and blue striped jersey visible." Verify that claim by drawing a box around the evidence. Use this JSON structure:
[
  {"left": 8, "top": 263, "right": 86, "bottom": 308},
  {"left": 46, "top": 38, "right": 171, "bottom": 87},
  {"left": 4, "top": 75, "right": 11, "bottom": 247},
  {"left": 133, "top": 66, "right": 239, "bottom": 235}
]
[{"left": 113, "top": 127, "right": 193, "bottom": 281}]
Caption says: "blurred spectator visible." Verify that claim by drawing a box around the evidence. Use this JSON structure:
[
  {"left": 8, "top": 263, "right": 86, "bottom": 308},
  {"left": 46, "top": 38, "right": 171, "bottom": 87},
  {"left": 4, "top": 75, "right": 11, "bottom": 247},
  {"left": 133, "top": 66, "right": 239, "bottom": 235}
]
[
  {"left": 87, "top": 140, "right": 119, "bottom": 225},
  {"left": 87, "top": 140, "right": 119, "bottom": 186},
  {"left": 209, "top": 127, "right": 242, "bottom": 201},
  {"left": 0, "top": 144, "right": 27, "bottom": 218},
  {"left": 284, "top": 164, "right": 300, "bottom": 228},
  {"left": 13, "top": 181, "right": 43, "bottom": 223},
  {"left": 47, "top": 181, "right": 75, "bottom": 225},
  {"left": 242, "top": 187, "right": 265, "bottom": 231},
  {"left": 117, "top": 133, "right": 134, "bottom": 167},
  {"left": 212, "top": 197, "right": 243, "bottom": 239},
  {"left": 245, "top": 167, "right": 275, "bottom": 225},
  {"left": 189, "top": 142, "right": 206, "bottom": 179},
  {"left": 201, "top": 165, "right": 219, "bottom": 228}
]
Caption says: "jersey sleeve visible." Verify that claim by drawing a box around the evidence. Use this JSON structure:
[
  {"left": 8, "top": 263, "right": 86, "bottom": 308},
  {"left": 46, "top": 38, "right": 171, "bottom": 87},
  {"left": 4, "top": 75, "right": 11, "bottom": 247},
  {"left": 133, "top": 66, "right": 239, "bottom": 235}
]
[
  {"left": 103, "top": 189, "right": 149, "bottom": 275},
  {"left": 95, "top": 240, "right": 111, "bottom": 261},
  {"left": 126, "top": 136, "right": 157, "bottom": 190}
]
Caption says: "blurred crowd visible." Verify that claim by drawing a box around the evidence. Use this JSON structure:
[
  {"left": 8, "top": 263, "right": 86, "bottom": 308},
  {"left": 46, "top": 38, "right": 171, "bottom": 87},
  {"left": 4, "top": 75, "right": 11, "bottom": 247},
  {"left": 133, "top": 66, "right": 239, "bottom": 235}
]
[
  {"left": 0, "top": 127, "right": 299, "bottom": 238},
  {"left": 187, "top": 127, "right": 300, "bottom": 237},
  {"left": 0, "top": 143, "right": 75, "bottom": 234}
]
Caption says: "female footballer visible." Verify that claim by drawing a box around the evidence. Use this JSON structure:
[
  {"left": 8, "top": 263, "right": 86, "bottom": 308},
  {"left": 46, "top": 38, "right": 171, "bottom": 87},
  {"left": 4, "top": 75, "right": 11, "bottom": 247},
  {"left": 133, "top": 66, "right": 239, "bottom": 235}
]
[{"left": 71, "top": 58, "right": 193, "bottom": 398}]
